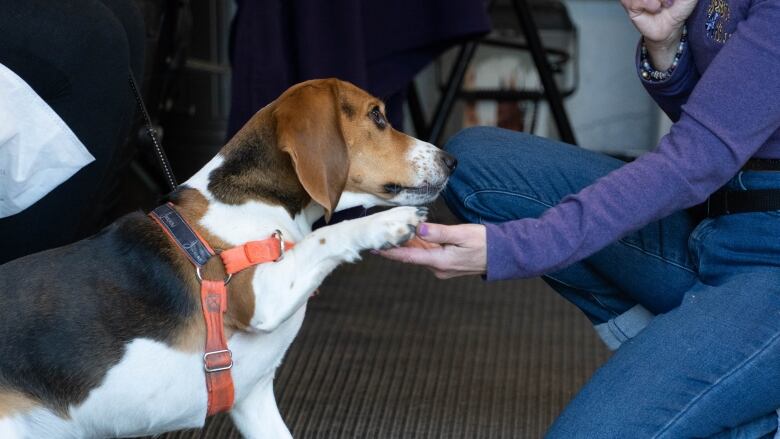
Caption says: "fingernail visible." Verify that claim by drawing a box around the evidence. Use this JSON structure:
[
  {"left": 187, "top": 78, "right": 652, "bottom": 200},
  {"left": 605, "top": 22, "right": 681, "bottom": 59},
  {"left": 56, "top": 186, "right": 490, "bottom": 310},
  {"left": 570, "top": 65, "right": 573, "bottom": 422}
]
[
  {"left": 664, "top": 0, "right": 673, "bottom": 6},
  {"left": 418, "top": 223, "right": 429, "bottom": 237},
  {"left": 370, "top": 250, "right": 379, "bottom": 255}
]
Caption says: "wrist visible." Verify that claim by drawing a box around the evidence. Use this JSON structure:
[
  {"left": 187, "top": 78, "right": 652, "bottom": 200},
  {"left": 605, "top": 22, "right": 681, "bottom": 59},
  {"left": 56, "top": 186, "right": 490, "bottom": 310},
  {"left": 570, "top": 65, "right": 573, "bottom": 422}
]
[
  {"left": 640, "top": 26, "right": 687, "bottom": 81},
  {"left": 645, "top": 28, "right": 683, "bottom": 70}
]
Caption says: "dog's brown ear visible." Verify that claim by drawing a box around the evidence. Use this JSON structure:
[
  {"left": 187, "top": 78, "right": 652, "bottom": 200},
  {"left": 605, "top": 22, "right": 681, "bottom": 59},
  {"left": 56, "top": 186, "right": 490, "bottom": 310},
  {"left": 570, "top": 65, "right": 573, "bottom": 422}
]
[{"left": 273, "top": 81, "right": 349, "bottom": 222}]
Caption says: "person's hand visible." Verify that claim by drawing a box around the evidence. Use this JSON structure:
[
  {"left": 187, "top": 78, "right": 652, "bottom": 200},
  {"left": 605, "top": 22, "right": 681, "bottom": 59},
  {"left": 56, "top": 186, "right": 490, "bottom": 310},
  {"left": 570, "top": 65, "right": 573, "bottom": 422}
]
[
  {"left": 621, "top": 0, "right": 698, "bottom": 69},
  {"left": 376, "top": 222, "right": 487, "bottom": 279}
]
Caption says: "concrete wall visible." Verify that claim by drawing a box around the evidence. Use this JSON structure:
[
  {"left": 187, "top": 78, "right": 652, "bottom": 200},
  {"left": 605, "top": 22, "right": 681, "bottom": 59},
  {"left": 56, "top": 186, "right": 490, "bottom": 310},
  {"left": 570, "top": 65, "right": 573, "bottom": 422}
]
[{"left": 561, "top": 0, "right": 662, "bottom": 156}]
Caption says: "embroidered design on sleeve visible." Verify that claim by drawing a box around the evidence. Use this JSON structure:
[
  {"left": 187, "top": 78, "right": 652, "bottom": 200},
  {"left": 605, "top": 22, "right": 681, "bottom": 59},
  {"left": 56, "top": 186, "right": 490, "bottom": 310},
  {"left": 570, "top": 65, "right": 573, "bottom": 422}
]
[{"left": 705, "top": 0, "right": 732, "bottom": 43}]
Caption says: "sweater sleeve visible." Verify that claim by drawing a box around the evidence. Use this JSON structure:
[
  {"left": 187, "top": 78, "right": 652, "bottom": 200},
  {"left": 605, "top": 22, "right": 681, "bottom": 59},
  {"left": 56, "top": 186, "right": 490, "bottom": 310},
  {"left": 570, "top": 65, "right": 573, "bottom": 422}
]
[
  {"left": 636, "top": 35, "right": 700, "bottom": 122},
  {"left": 485, "top": 0, "right": 780, "bottom": 281}
]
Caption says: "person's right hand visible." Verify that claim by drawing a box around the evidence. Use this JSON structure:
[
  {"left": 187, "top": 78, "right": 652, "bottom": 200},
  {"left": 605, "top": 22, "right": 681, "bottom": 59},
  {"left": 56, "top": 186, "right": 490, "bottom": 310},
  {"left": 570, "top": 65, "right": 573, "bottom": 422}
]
[
  {"left": 621, "top": 0, "right": 698, "bottom": 43},
  {"left": 620, "top": 0, "right": 698, "bottom": 69}
]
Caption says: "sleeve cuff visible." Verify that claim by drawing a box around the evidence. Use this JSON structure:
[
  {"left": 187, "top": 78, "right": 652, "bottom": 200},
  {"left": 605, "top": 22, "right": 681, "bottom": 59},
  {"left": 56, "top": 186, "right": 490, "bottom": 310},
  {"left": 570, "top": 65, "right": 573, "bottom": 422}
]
[{"left": 635, "top": 37, "right": 695, "bottom": 96}]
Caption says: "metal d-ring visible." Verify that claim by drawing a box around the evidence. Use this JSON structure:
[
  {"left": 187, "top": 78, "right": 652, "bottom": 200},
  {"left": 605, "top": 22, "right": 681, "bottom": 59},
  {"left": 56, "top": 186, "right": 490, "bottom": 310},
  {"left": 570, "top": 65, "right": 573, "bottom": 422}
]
[
  {"left": 272, "top": 229, "right": 286, "bottom": 262},
  {"left": 196, "top": 266, "right": 232, "bottom": 285}
]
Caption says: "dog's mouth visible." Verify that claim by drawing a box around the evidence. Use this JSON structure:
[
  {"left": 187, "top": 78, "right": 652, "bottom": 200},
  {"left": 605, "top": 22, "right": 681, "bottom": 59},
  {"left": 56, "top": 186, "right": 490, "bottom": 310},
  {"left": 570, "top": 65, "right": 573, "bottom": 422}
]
[{"left": 384, "top": 182, "right": 444, "bottom": 195}]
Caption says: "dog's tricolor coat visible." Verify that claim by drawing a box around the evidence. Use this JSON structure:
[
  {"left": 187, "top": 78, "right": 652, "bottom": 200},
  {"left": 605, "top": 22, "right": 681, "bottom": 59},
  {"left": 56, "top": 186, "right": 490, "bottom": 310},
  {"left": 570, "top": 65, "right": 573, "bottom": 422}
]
[{"left": 0, "top": 79, "right": 456, "bottom": 438}]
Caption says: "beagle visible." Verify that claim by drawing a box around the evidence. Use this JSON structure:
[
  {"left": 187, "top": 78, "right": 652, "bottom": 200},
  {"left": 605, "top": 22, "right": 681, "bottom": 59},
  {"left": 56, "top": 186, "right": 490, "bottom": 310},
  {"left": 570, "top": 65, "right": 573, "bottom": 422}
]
[{"left": 0, "top": 78, "right": 456, "bottom": 438}]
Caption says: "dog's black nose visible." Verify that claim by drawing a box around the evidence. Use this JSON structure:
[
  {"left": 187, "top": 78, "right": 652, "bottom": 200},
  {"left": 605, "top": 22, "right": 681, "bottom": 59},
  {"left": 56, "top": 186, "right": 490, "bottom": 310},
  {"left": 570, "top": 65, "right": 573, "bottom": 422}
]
[{"left": 440, "top": 152, "right": 458, "bottom": 173}]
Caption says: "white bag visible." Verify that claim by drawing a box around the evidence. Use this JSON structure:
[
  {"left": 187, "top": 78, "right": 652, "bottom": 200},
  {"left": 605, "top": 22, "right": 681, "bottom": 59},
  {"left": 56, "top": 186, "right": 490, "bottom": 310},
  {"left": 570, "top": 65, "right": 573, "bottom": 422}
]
[{"left": 0, "top": 62, "right": 94, "bottom": 218}]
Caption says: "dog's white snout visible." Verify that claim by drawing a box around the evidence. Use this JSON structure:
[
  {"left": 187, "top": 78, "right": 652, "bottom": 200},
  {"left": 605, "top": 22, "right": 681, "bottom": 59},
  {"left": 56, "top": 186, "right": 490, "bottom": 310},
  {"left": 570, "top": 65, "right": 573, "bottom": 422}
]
[{"left": 407, "top": 139, "right": 452, "bottom": 186}]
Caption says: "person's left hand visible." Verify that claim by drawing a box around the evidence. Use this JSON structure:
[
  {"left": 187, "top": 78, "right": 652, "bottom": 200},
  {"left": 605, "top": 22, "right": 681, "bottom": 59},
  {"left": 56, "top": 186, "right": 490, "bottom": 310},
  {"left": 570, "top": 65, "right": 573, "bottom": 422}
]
[{"left": 376, "top": 222, "right": 487, "bottom": 279}]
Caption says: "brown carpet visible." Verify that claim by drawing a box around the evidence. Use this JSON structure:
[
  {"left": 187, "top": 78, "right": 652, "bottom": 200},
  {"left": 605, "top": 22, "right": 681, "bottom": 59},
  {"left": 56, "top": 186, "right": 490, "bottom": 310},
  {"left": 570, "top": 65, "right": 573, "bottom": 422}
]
[{"left": 155, "top": 254, "right": 610, "bottom": 439}]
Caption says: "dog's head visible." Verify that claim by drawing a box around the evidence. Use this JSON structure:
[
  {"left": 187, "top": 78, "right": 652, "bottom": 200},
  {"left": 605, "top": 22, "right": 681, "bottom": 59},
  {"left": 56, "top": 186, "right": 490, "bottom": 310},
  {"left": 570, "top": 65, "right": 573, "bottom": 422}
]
[{"left": 211, "top": 79, "right": 456, "bottom": 222}]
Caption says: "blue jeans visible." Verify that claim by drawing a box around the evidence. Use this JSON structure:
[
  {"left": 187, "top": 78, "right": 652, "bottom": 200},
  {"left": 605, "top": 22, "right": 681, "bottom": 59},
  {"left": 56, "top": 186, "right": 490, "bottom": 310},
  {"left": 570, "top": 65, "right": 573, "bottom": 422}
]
[{"left": 442, "top": 127, "right": 780, "bottom": 438}]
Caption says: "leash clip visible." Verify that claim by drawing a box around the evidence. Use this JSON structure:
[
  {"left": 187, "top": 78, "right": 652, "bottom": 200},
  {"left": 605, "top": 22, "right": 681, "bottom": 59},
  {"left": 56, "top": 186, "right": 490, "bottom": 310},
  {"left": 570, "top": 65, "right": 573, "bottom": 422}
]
[{"left": 272, "top": 229, "right": 286, "bottom": 262}]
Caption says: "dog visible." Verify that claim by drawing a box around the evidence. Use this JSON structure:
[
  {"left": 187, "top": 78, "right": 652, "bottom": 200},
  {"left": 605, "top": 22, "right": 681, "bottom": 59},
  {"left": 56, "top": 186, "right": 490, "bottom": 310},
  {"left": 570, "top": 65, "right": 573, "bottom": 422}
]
[{"left": 0, "top": 78, "right": 456, "bottom": 438}]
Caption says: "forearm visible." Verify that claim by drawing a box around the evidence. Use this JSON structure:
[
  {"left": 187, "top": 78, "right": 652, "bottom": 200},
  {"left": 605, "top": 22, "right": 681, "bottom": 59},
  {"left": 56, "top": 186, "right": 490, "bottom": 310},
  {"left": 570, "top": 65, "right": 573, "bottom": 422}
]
[{"left": 488, "top": 3, "right": 780, "bottom": 280}]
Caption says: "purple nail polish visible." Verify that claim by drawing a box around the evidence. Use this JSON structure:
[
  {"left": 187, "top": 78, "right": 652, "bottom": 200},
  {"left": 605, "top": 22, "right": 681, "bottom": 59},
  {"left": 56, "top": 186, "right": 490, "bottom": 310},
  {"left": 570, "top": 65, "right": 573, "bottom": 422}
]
[
  {"left": 370, "top": 250, "right": 379, "bottom": 255},
  {"left": 418, "top": 223, "right": 429, "bottom": 236},
  {"left": 664, "top": 0, "right": 674, "bottom": 7}
]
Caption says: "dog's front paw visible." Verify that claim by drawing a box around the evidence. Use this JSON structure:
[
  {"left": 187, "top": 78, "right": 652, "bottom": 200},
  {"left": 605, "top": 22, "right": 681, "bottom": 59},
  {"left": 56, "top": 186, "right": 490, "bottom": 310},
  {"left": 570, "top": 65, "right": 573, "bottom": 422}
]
[{"left": 360, "top": 206, "right": 428, "bottom": 250}]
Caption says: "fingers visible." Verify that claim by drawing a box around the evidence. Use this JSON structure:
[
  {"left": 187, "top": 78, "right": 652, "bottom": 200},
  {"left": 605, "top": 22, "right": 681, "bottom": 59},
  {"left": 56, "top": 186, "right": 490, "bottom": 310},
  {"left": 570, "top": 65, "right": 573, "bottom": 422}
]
[
  {"left": 376, "top": 246, "right": 442, "bottom": 267},
  {"left": 415, "top": 222, "right": 483, "bottom": 246},
  {"left": 642, "top": 0, "right": 665, "bottom": 12},
  {"left": 379, "top": 248, "right": 467, "bottom": 279},
  {"left": 402, "top": 235, "right": 441, "bottom": 250},
  {"left": 415, "top": 222, "right": 459, "bottom": 245},
  {"left": 621, "top": 0, "right": 665, "bottom": 14}
]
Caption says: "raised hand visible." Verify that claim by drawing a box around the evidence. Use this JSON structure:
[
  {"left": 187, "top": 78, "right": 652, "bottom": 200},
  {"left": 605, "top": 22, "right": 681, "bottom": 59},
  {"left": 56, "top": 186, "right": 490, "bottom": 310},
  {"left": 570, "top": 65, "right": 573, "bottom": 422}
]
[
  {"left": 377, "top": 222, "right": 487, "bottom": 279},
  {"left": 620, "top": 0, "right": 698, "bottom": 69}
]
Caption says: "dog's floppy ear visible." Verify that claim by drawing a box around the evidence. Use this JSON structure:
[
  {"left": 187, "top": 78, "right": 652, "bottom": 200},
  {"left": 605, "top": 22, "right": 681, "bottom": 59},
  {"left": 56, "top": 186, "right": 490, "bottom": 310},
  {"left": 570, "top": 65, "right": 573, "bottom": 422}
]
[{"left": 273, "top": 81, "right": 349, "bottom": 222}]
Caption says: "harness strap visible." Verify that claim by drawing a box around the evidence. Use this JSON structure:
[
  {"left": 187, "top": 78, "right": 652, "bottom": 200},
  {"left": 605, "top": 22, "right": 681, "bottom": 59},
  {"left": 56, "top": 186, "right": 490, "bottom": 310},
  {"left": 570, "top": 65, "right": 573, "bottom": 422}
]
[
  {"left": 149, "top": 204, "right": 234, "bottom": 416},
  {"left": 149, "top": 203, "right": 214, "bottom": 266},
  {"left": 200, "top": 280, "right": 235, "bottom": 415},
  {"left": 220, "top": 236, "right": 295, "bottom": 275},
  {"left": 149, "top": 203, "right": 296, "bottom": 417}
]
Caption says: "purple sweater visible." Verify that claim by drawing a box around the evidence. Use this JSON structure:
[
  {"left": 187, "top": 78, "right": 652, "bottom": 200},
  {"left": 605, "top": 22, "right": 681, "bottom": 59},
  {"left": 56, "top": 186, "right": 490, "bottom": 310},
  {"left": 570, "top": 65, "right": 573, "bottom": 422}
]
[{"left": 486, "top": 0, "right": 780, "bottom": 280}]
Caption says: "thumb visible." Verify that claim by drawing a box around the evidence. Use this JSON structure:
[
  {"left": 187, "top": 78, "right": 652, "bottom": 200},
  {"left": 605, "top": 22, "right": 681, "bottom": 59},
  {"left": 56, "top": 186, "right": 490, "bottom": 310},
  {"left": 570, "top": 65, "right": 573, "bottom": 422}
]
[
  {"left": 416, "top": 222, "right": 458, "bottom": 245},
  {"left": 666, "top": 0, "right": 698, "bottom": 22}
]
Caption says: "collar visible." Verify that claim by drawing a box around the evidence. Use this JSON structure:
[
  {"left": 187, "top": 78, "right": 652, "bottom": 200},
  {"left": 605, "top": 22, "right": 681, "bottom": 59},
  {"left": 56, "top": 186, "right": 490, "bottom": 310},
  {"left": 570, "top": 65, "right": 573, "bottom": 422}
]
[{"left": 311, "top": 205, "right": 369, "bottom": 230}]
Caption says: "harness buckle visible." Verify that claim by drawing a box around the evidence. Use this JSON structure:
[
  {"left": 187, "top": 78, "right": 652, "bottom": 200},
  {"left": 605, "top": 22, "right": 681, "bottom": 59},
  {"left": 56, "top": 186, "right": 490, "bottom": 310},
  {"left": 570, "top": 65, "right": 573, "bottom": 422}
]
[
  {"left": 203, "top": 349, "right": 233, "bottom": 373},
  {"left": 272, "top": 229, "right": 286, "bottom": 262}
]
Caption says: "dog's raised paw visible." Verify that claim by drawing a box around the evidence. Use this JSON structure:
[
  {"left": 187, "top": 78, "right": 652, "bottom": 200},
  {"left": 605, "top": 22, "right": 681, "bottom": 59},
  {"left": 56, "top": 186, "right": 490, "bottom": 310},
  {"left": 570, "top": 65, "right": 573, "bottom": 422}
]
[{"left": 360, "top": 206, "right": 427, "bottom": 250}]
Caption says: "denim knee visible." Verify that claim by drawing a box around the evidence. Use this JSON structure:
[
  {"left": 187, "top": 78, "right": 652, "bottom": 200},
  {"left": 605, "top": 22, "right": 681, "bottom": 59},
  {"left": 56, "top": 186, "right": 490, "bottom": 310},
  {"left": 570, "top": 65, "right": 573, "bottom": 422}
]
[
  {"left": 442, "top": 127, "right": 537, "bottom": 223},
  {"left": 443, "top": 126, "right": 534, "bottom": 163},
  {"left": 442, "top": 127, "right": 495, "bottom": 222}
]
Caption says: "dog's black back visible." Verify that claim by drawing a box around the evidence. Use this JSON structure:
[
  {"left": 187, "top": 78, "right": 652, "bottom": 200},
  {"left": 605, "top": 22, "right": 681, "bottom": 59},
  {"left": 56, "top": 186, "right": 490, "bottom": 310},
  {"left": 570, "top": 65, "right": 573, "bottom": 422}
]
[{"left": 0, "top": 212, "right": 194, "bottom": 413}]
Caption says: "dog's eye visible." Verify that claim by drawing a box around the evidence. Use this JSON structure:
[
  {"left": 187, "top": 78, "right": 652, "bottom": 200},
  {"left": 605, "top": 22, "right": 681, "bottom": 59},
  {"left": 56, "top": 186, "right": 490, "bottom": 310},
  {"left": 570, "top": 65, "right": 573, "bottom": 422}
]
[{"left": 369, "top": 106, "right": 386, "bottom": 129}]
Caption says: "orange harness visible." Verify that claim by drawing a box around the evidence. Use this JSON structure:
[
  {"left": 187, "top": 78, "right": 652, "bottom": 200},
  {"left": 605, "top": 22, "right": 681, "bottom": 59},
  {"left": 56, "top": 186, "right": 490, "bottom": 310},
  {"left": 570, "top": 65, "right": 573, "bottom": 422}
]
[{"left": 149, "top": 203, "right": 294, "bottom": 415}]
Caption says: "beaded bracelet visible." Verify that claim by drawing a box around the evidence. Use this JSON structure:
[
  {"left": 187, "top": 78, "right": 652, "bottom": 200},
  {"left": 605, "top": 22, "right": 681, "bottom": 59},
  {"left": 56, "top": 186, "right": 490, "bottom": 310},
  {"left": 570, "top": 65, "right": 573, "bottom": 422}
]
[{"left": 640, "top": 26, "right": 688, "bottom": 82}]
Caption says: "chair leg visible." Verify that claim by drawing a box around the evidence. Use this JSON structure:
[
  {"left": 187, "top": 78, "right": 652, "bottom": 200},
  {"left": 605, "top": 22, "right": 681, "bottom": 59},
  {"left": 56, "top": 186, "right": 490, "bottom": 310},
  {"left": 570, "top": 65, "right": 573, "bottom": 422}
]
[
  {"left": 512, "top": 0, "right": 577, "bottom": 145},
  {"left": 427, "top": 41, "right": 478, "bottom": 146}
]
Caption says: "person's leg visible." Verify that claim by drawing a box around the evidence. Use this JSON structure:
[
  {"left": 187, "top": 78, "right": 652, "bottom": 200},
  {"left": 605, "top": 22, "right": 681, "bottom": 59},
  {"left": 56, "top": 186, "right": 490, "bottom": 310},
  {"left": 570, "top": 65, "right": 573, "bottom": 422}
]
[
  {"left": 546, "top": 271, "right": 780, "bottom": 438},
  {"left": 442, "top": 127, "right": 699, "bottom": 347},
  {"left": 0, "top": 0, "right": 144, "bottom": 263}
]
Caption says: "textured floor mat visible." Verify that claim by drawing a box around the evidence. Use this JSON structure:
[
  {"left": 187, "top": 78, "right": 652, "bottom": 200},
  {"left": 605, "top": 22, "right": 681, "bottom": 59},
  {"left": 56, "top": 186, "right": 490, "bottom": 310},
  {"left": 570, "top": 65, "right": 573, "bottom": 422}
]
[{"left": 154, "top": 254, "right": 610, "bottom": 439}]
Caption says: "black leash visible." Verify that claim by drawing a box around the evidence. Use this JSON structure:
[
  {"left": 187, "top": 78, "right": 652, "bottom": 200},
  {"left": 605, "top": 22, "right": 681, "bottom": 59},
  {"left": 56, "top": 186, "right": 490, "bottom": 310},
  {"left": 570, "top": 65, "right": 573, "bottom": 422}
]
[{"left": 129, "top": 72, "right": 178, "bottom": 193}]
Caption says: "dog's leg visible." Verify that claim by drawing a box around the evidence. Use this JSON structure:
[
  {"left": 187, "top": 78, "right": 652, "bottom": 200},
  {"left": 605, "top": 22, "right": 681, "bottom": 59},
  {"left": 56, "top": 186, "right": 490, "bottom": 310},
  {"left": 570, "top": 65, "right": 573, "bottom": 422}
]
[
  {"left": 249, "top": 205, "right": 426, "bottom": 332},
  {"left": 230, "top": 378, "right": 290, "bottom": 439}
]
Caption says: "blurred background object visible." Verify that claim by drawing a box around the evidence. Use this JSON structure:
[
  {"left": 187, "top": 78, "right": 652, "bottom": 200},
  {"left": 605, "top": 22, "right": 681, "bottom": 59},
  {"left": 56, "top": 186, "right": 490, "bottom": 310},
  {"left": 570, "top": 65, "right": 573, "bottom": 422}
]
[{"left": 122, "top": 0, "right": 667, "bottom": 216}]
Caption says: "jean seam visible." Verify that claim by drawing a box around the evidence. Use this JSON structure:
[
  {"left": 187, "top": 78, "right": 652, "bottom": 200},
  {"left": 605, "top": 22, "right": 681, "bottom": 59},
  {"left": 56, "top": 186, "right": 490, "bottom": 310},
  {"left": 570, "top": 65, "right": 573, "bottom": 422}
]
[
  {"left": 462, "top": 189, "right": 555, "bottom": 213},
  {"left": 544, "top": 273, "right": 623, "bottom": 318},
  {"left": 608, "top": 318, "right": 630, "bottom": 342},
  {"left": 653, "top": 329, "right": 780, "bottom": 438},
  {"left": 618, "top": 238, "right": 696, "bottom": 275},
  {"left": 736, "top": 171, "right": 746, "bottom": 190}
]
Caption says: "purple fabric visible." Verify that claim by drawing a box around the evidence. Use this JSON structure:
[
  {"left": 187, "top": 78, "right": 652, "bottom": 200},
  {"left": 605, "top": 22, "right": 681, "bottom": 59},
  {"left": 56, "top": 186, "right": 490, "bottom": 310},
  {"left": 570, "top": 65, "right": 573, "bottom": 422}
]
[
  {"left": 227, "top": 0, "right": 490, "bottom": 138},
  {"left": 486, "top": 0, "right": 780, "bottom": 280}
]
